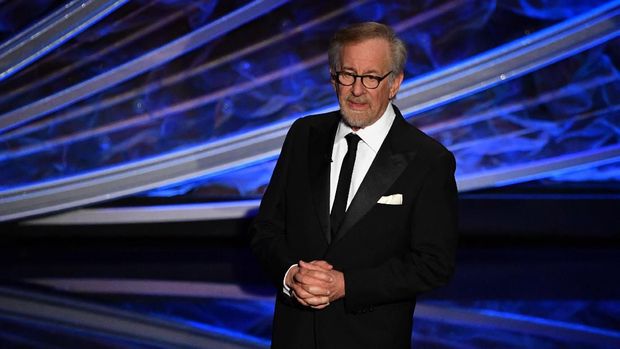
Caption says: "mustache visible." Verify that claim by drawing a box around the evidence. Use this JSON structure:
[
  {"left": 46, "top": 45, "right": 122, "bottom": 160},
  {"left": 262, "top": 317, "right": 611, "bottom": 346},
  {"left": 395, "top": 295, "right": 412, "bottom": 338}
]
[{"left": 346, "top": 96, "right": 368, "bottom": 104}]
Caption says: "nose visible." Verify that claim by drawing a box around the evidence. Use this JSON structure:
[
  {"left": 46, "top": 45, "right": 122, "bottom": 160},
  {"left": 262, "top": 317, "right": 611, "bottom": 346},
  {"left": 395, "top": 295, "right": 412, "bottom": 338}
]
[{"left": 351, "top": 78, "right": 365, "bottom": 96}]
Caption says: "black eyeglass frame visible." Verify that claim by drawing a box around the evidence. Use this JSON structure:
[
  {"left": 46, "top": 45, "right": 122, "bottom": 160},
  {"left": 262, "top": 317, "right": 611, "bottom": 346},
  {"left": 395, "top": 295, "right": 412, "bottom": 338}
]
[{"left": 331, "top": 71, "right": 393, "bottom": 89}]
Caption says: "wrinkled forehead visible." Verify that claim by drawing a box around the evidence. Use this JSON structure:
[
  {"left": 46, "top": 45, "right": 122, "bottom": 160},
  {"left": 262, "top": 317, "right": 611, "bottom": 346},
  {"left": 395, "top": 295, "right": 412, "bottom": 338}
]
[{"left": 339, "top": 38, "right": 393, "bottom": 73}]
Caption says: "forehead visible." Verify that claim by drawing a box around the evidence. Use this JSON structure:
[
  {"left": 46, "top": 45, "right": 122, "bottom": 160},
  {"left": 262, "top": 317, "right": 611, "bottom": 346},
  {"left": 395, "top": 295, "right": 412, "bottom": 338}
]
[{"left": 340, "top": 38, "right": 391, "bottom": 73}]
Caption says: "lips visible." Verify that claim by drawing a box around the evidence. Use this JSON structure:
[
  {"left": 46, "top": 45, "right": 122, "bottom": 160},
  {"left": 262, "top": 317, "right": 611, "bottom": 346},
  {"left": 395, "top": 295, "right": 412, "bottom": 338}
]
[{"left": 346, "top": 97, "right": 368, "bottom": 110}]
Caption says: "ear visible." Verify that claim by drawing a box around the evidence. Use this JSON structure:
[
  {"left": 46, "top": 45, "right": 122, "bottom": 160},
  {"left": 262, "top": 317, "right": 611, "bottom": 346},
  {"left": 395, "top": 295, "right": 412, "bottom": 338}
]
[
  {"left": 389, "top": 72, "right": 404, "bottom": 99},
  {"left": 330, "top": 69, "right": 337, "bottom": 92}
]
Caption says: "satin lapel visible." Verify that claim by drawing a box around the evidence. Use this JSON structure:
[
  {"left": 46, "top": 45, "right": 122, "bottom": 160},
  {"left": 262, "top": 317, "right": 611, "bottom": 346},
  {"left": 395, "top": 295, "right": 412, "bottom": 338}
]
[
  {"left": 333, "top": 114, "right": 417, "bottom": 243},
  {"left": 308, "top": 116, "right": 338, "bottom": 244}
]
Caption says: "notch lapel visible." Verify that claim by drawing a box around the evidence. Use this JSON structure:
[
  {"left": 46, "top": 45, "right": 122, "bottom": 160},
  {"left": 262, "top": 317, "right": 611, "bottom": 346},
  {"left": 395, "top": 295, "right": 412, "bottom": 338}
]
[{"left": 333, "top": 114, "right": 417, "bottom": 243}]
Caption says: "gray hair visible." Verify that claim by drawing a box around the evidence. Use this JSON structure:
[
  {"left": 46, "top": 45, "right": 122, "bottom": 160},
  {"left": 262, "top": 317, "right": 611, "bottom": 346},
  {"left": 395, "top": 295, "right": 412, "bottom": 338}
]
[{"left": 328, "top": 22, "right": 407, "bottom": 80}]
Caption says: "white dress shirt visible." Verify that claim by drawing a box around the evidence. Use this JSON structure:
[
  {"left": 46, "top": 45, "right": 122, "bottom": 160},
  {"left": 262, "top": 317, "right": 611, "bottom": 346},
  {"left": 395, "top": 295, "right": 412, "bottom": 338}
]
[
  {"left": 329, "top": 104, "right": 396, "bottom": 212},
  {"left": 283, "top": 104, "right": 396, "bottom": 296}
]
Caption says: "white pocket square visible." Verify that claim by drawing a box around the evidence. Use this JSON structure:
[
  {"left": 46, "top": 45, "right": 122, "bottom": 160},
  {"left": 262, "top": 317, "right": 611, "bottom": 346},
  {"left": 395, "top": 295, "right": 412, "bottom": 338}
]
[{"left": 377, "top": 194, "right": 403, "bottom": 205}]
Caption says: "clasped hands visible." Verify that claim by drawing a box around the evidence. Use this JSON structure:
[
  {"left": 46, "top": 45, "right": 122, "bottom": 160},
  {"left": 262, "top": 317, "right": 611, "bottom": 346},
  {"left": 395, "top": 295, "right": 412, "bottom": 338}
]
[{"left": 286, "top": 260, "right": 345, "bottom": 309}]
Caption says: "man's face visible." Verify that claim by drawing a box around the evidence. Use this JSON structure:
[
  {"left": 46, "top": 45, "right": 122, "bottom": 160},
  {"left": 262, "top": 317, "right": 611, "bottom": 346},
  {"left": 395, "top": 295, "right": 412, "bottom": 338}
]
[{"left": 332, "top": 38, "right": 403, "bottom": 130}]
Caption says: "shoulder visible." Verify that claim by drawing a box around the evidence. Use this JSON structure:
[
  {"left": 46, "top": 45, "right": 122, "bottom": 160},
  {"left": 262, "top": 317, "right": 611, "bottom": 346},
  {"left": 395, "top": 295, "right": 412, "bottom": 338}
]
[
  {"left": 290, "top": 110, "right": 340, "bottom": 129},
  {"left": 390, "top": 106, "right": 451, "bottom": 162},
  {"left": 285, "top": 110, "right": 340, "bottom": 140},
  {"left": 398, "top": 118, "right": 455, "bottom": 169}
]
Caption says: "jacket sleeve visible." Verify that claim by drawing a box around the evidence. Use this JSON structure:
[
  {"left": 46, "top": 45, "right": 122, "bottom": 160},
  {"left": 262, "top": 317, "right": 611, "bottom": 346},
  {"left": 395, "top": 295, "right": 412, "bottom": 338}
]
[
  {"left": 343, "top": 150, "right": 458, "bottom": 312},
  {"left": 250, "top": 120, "right": 300, "bottom": 288}
]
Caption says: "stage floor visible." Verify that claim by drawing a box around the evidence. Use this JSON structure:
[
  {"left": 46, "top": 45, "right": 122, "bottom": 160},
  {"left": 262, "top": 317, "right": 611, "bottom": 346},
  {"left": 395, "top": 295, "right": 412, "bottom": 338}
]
[{"left": 1, "top": 232, "right": 619, "bottom": 348}]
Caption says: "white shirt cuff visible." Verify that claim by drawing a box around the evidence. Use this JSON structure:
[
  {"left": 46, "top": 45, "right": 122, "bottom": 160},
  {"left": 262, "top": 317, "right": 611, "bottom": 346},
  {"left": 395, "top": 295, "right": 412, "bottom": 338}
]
[{"left": 282, "top": 264, "right": 298, "bottom": 297}]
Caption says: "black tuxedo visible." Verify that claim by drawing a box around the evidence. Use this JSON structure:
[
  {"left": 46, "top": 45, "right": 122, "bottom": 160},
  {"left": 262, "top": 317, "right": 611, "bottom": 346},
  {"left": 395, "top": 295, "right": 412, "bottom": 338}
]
[{"left": 251, "top": 105, "right": 458, "bottom": 349}]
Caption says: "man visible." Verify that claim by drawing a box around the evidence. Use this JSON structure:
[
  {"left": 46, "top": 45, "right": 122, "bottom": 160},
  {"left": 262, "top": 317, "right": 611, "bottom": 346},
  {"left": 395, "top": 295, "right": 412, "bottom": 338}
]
[{"left": 251, "top": 22, "right": 458, "bottom": 349}]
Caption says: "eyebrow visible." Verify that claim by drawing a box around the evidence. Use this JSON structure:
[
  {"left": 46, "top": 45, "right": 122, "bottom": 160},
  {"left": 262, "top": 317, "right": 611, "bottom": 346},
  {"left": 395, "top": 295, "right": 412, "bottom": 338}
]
[{"left": 341, "top": 67, "right": 381, "bottom": 75}]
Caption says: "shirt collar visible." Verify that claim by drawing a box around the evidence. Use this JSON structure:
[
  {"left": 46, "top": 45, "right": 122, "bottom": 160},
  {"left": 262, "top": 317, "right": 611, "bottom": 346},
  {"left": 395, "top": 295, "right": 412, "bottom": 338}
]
[{"left": 335, "top": 103, "right": 395, "bottom": 153}]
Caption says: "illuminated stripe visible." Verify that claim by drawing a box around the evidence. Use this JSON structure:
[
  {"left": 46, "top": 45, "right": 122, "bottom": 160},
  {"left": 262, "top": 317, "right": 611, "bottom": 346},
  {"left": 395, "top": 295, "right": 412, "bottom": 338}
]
[
  {"left": 420, "top": 74, "right": 618, "bottom": 135},
  {"left": 22, "top": 200, "right": 262, "bottom": 225},
  {"left": 19, "top": 279, "right": 620, "bottom": 347},
  {"left": 458, "top": 144, "right": 620, "bottom": 191},
  {"left": 0, "top": 4, "right": 188, "bottom": 108},
  {"left": 415, "top": 303, "right": 620, "bottom": 347},
  {"left": 0, "top": 0, "right": 129, "bottom": 81},
  {"left": 20, "top": 141, "right": 620, "bottom": 224},
  {"left": 0, "top": 285, "right": 268, "bottom": 348},
  {"left": 2, "top": 1, "right": 620, "bottom": 221},
  {"left": 395, "top": 0, "right": 620, "bottom": 115},
  {"left": 0, "top": 0, "right": 290, "bottom": 134},
  {"left": 0, "top": 1, "right": 368, "bottom": 143}
]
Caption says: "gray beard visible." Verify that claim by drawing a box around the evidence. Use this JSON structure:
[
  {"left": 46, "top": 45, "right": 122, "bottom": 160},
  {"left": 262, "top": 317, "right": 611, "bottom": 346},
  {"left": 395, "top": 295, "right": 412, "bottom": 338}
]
[{"left": 341, "top": 108, "right": 377, "bottom": 130}]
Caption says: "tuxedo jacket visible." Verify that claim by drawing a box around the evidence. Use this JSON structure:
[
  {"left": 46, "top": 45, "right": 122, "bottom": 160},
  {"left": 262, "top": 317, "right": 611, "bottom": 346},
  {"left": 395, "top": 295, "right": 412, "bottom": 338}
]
[{"left": 251, "top": 105, "right": 458, "bottom": 349}]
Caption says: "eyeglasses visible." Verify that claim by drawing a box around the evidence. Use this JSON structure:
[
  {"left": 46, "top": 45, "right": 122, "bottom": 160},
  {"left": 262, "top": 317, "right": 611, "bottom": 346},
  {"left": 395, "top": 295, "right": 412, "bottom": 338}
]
[{"left": 332, "top": 71, "right": 392, "bottom": 89}]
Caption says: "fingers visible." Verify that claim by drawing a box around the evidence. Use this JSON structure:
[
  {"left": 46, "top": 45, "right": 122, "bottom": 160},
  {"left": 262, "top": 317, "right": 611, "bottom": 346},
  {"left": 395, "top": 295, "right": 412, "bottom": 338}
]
[
  {"left": 300, "top": 260, "right": 333, "bottom": 271},
  {"left": 309, "top": 260, "right": 334, "bottom": 270},
  {"left": 301, "top": 283, "right": 330, "bottom": 296},
  {"left": 292, "top": 290, "right": 311, "bottom": 307},
  {"left": 291, "top": 260, "right": 338, "bottom": 309},
  {"left": 295, "top": 295, "right": 329, "bottom": 309},
  {"left": 311, "top": 260, "right": 333, "bottom": 268},
  {"left": 292, "top": 274, "right": 330, "bottom": 296},
  {"left": 291, "top": 278, "right": 327, "bottom": 297},
  {"left": 310, "top": 302, "right": 330, "bottom": 310},
  {"left": 304, "top": 295, "right": 330, "bottom": 307},
  {"left": 298, "top": 261, "right": 333, "bottom": 283},
  {"left": 291, "top": 286, "right": 330, "bottom": 307},
  {"left": 295, "top": 268, "right": 333, "bottom": 285}
]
